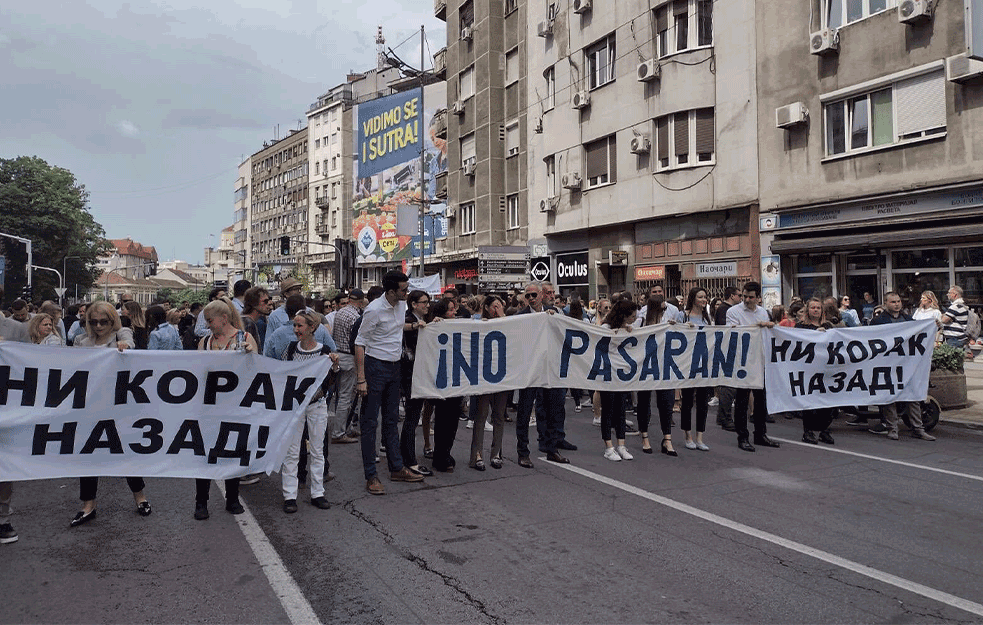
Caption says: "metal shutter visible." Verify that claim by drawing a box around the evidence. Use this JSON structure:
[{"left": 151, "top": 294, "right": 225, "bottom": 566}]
[
  {"left": 657, "top": 117, "right": 669, "bottom": 161},
  {"left": 674, "top": 111, "right": 689, "bottom": 157},
  {"left": 695, "top": 108, "right": 714, "bottom": 154},
  {"left": 586, "top": 139, "right": 608, "bottom": 180},
  {"left": 895, "top": 70, "right": 945, "bottom": 137}
]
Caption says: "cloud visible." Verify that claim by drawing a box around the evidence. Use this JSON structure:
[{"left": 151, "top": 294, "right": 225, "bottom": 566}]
[
  {"left": 117, "top": 120, "right": 139, "bottom": 136},
  {"left": 161, "top": 109, "right": 265, "bottom": 130}
]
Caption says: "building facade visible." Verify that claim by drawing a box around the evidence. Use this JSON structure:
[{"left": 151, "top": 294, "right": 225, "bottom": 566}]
[
  {"left": 233, "top": 159, "right": 251, "bottom": 283},
  {"left": 757, "top": 0, "right": 983, "bottom": 311},
  {"left": 524, "top": 0, "right": 759, "bottom": 302}
]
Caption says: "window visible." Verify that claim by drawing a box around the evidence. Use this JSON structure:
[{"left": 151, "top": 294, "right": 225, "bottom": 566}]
[
  {"left": 544, "top": 66, "right": 555, "bottom": 110},
  {"left": 655, "top": 0, "right": 712, "bottom": 56},
  {"left": 314, "top": 138, "right": 320, "bottom": 149},
  {"left": 322, "top": 159, "right": 328, "bottom": 175},
  {"left": 315, "top": 161, "right": 320, "bottom": 175},
  {"left": 331, "top": 156, "right": 337, "bottom": 170},
  {"left": 586, "top": 34, "right": 616, "bottom": 90},
  {"left": 584, "top": 135, "right": 617, "bottom": 188},
  {"left": 331, "top": 133, "right": 338, "bottom": 145},
  {"left": 506, "top": 123, "right": 519, "bottom": 157},
  {"left": 823, "top": 68, "right": 945, "bottom": 158},
  {"left": 461, "top": 133, "right": 476, "bottom": 166},
  {"left": 824, "top": 0, "right": 896, "bottom": 28},
  {"left": 460, "top": 203, "right": 476, "bottom": 234},
  {"left": 507, "top": 195, "right": 520, "bottom": 229},
  {"left": 505, "top": 48, "right": 519, "bottom": 85},
  {"left": 654, "top": 108, "right": 715, "bottom": 170},
  {"left": 504, "top": 0, "right": 517, "bottom": 14},
  {"left": 545, "top": 155, "right": 556, "bottom": 198},
  {"left": 460, "top": 66, "right": 475, "bottom": 100},
  {"left": 460, "top": 0, "right": 474, "bottom": 32}
]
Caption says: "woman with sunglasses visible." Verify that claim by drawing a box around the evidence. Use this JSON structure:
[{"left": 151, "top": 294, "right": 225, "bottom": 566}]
[
  {"left": 468, "top": 295, "right": 509, "bottom": 470},
  {"left": 399, "top": 290, "right": 433, "bottom": 476},
  {"left": 71, "top": 302, "right": 151, "bottom": 527},
  {"left": 838, "top": 295, "right": 860, "bottom": 327}
]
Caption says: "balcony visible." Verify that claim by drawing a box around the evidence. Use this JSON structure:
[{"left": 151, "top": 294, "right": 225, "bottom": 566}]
[
  {"left": 434, "top": 172, "right": 448, "bottom": 200},
  {"left": 434, "top": 0, "right": 446, "bottom": 21},
  {"left": 316, "top": 222, "right": 332, "bottom": 235},
  {"left": 431, "top": 108, "right": 447, "bottom": 139},
  {"left": 433, "top": 47, "right": 447, "bottom": 78},
  {"left": 315, "top": 196, "right": 329, "bottom": 208},
  {"left": 307, "top": 251, "right": 337, "bottom": 266}
]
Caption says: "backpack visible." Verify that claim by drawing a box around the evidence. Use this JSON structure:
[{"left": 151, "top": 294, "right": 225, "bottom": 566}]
[
  {"left": 966, "top": 308, "right": 981, "bottom": 340},
  {"left": 348, "top": 314, "right": 363, "bottom": 355},
  {"left": 181, "top": 324, "right": 200, "bottom": 350}
]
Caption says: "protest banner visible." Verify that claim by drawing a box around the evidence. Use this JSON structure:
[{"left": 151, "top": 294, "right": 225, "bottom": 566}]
[
  {"left": 0, "top": 343, "right": 333, "bottom": 482},
  {"left": 763, "top": 320, "right": 934, "bottom": 412},
  {"left": 411, "top": 315, "right": 764, "bottom": 398}
]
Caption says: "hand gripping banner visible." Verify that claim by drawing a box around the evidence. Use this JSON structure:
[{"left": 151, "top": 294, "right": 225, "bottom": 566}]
[
  {"left": 411, "top": 315, "right": 764, "bottom": 399},
  {"left": 762, "top": 320, "right": 935, "bottom": 413},
  {"left": 0, "top": 343, "right": 334, "bottom": 481}
]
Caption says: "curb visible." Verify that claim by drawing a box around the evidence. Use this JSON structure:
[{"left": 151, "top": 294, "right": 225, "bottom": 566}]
[{"left": 939, "top": 416, "right": 983, "bottom": 431}]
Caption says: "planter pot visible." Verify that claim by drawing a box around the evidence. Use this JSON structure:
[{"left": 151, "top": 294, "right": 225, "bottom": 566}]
[{"left": 928, "top": 369, "right": 967, "bottom": 410}]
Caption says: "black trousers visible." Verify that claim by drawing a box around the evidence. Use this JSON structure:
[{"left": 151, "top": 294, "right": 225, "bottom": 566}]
[
  {"left": 79, "top": 476, "right": 145, "bottom": 502},
  {"left": 680, "top": 387, "right": 711, "bottom": 433},
  {"left": 802, "top": 408, "right": 834, "bottom": 433},
  {"left": 734, "top": 388, "right": 768, "bottom": 441},
  {"left": 195, "top": 478, "right": 240, "bottom": 505},
  {"left": 636, "top": 390, "right": 674, "bottom": 436},
  {"left": 432, "top": 398, "right": 460, "bottom": 471},
  {"left": 600, "top": 391, "right": 627, "bottom": 441}
]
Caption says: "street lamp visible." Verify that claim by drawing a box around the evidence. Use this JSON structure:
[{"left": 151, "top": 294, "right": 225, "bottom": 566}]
[{"left": 63, "top": 255, "right": 85, "bottom": 305}]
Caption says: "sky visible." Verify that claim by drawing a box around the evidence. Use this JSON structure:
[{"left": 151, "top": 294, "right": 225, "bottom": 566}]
[{"left": 0, "top": 0, "right": 446, "bottom": 265}]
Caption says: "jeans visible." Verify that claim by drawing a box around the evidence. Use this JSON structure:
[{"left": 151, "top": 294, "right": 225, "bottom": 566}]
[
  {"left": 282, "top": 399, "right": 327, "bottom": 499},
  {"left": 681, "top": 387, "right": 711, "bottom": 433},
  {"left": 195, "top": 478, "right": 240, "bottom": 505},
  {"left": 733, "top": 388, "right": 768, "bottom": 441},
  {"left": 328, "top": 354, "right": 357, "bottom": 440},
  {"left": 80, "top": 476, "right": 145, "bottom": 502},
  {"left": 360, "top": 356, "right": 404, "bottom": 480}
]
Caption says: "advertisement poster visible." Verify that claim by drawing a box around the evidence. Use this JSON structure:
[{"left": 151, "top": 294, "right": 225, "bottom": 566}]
[{"left": 353, "top": 84, "right": 448, "bottom": 263}]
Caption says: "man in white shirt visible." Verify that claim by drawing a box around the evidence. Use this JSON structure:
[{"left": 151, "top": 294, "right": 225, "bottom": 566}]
[
  {"left": 725, "top": 281, "right": 781, "bottom": 453},
  {"left": 634, "top": 284, "right": 679, "bottom": 327},
  {"left": 355, "top": 271, "right": 424, "bottom": 494}
]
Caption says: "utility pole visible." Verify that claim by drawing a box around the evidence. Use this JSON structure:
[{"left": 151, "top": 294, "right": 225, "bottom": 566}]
[{"left": 418, "top": 24, "right": 427, "bottom": 279}]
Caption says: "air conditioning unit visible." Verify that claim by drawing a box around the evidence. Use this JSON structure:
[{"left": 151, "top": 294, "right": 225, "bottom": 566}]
[
  {"left": 461, "top": 26, "right": 473, "bottom": 42},
  {"left": 452, "top": 100, "right": 466, "bottom": 115},
  {"left": 946, "top": 54, "right": 983, "bottom": 83},
  {"left": 572, "top": 90, "right": 591, "bottom": 109},
  {"left": 539, "top": 197, "right": 558, "bottom": 213},
  {"left": 809, "top": 28, "right": 839, "bottom": 55},
  {"left": 534, "top": 118, "right": 544, "bottom": 133},
  {"left": 462, "top": 158, "right": 477, "bottom": 176},
  {"left": 561, "top": 172, "right": 582, "bottom": 190},
  {"left": 630, "top": 135, "right": 651, "bottom": 154},
  {"left": 637, "top": 59, "right": 661, "bottom": 82},
  {"left": 537, "top": 20, "right": 553, "bottom": 38},
  {"left": 573, "top": 0, "right": 592, "bottom": 14},
  {"left": 898, "top": 0, "right": 932, "bottom": 24},
  {"left": 445, "top": 205, "right": 456, "bottom": 219},
  {"left": 775, "top": 102, "right": 809, "bottom": 128}
]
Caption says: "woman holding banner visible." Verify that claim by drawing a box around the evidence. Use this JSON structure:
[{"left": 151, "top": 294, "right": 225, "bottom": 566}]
[
  {"left": 636, "top": 296, "right": 678, "bottom": 457},
  {"left": 677, "top": 288, "right": 713, "bottom": 452},
  {"left": 590, "top": 299, "right": 611, "bottom": 427},
  {"left": 399, "top": 290, "right": 433, "bottom": 477},
  {"left": 795, "top": 298, "right": 836, "bottom": 445},
  {"left": 193, "top": 299, "right": 258, "bottom": 520},
  {"left": 599, "top": 300, "right": 640, "bottom": 461},
  {"left": 428, "top": 299, "right": 461, "bottom": 472},
  {"left": 71, "top": 302, "right": 151, "bottom": 527},
  {"left": 468, "top": 295, "right": 510, "bottom": 471}
]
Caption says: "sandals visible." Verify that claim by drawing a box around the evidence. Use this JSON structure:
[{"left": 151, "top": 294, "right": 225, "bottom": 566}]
[{"left": 641, "top": 434, "right": 653, "bottom": 454}]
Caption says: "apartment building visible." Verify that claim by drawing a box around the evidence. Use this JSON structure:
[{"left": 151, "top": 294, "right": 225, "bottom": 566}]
[
  {"left": 757, "top": 0, "right": 983, "bottom": 310},
  {"left": 306, "top": 67, "right": 401, "bottom": 292},
  {"left": 524, "top": 0, "right": 759, "bottom": 301},
  {"left": 434, "top": 0, "right": 532, "bottom": 292},
  {"left": 248, "top": 129, "right": 310, "bottom": 289},
  {"left": 232, "top": 159, "right": 250, "bottom": 283}
]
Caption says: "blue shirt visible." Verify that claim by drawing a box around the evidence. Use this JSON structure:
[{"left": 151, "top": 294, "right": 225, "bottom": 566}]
[
  {"left": 147, "top": 322, "right": 182, "bottom": 350},
  {"left": 264, "top": 323, "right": 337, "bottom": 360}
]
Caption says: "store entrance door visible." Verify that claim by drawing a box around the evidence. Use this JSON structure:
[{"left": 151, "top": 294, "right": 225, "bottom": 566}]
[{"left": 843, "top": 252, "right": 883, "bottom": 323}]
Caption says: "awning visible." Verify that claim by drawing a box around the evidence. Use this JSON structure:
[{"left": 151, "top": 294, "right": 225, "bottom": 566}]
[{"left": 770, "top": 222, "right": 983, "bottom": 254}]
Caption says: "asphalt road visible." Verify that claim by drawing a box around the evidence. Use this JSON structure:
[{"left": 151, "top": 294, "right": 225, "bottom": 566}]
[{"left": 4, "top": 398, "right": 983, "bottom": 625}]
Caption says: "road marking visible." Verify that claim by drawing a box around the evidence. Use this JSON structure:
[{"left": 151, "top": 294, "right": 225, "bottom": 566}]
[
  {"left": 547, "top": 461, "right": 983, "bottom": 618},
  {"left": 217, "top": 481, "right": 321, "bottom": 625},
  {"left": 771, "top": 437, "right": 983, "bottom": 483}
]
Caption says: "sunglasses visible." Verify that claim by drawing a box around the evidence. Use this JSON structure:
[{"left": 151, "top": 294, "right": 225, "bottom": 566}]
[
  {"left": 89, "top": 318, "right": 111, "bottom": 327},
  {"left": 524, "top": 293, "right": 537, "bottom": 299}
]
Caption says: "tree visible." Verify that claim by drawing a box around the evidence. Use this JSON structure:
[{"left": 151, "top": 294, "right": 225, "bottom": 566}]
[
  {"left": 0, "top": 156, "right": 110, "bottom": 305},
  {"left": 170, "top": 287, "right": 209, "bottom": 307}
]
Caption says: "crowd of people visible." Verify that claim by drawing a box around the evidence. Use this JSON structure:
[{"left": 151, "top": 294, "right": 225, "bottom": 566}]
[{"left": 0, "top": 274, "right": 963, "bottom": 546}]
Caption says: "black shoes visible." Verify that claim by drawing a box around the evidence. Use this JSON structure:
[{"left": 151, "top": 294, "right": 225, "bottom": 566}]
[
  {"left": 518, "top": 456, "right": 534, "bottom": 468},
  {"left": 194, "top": 503, "right": 209, "bottom": 520},
  {"left": 818, "top": 430, "right": 835, "bottom": 445},
  {"left": 490, "top": 456, "right": 503, "bottom": 469},
  {"left": 557, "top": 440, "right": 578, "bottom": 451},
  {"left": 136, "top": 501, "right": 152, "bottom": 517},
  {"left": 802, "top": 431, "right": 819, "bottom": 444},
  {"left": 226, "top": 499, "right": 245, "bottom": 515},
  {"left": 283, "top": 499, "right": 298, "bottom": 514},
  {"left": 738, "top": 439, "right": 756, "bottom": 452},
  {"left": 470, "top": 459, "right": 486, "bottom": 471},
  {"left": 754, "top": 435, "right": 781, "bottom": 448},
  {"left": 70, "top": 509, "right": 97, "bottom": 527},
  {"left": 546, "top": 452, "right": 570, "bottom": 464},
  {"left": 719, "top": 419, "right": 737, "bottom": 432},
  {"left": 310, "top": 497, "right": 331, "bottom": 510},
  {"left": 408, "top": 465, "right": 433, "bottom": 477},
  {"left": 661, "top": 439, "right": 678, "bottom": 457}
]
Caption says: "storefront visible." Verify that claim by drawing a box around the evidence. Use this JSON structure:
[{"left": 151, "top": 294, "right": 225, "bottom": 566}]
[
  {"left": 555, "top": 251, "right": 589, "bottom": 301},
  {"left": 762, "top": 182, "right": 983, "bottom": 309}
]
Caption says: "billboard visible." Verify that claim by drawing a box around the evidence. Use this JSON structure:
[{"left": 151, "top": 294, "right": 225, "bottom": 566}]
[{"left": 353, "top": 84, "right": 448, "bottom": 263}]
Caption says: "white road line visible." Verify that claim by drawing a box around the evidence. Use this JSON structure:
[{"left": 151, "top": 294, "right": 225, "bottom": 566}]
[
  {"left": 771, "top": 437, "right": 983, "bottom": 483},
  {"left": 217, "top": 481, "right": 321, "bottom": 625},
  {"left": 546, "top": 460, "right": 983, "bottom": 619}
]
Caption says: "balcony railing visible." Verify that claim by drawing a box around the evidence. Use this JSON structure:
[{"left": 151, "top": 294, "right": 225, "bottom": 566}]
[
  {"left": 434, "top": 0, "right": 446, "bottom": 20},
  {"left": 433, "top": 47, "right": 447, "bottom": 76},
  {"left": 432, "top": 108, "right": 447, "bottom": 139}
]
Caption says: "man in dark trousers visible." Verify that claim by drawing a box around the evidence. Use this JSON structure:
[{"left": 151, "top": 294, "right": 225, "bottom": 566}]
[{"left": 714, "top": 286, "right": 741, "bottom": 431}]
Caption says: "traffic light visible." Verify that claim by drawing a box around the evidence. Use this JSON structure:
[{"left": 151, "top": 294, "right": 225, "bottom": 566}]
[
  {"left": 280, "top": 236, "right": 290, "bottom": 256},
  {"left": 22, "top": 284, "right": 32, "bottom": 302}
]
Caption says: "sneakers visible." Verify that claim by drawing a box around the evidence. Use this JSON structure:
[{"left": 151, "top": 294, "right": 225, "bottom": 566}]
[
  {"left": 708, "top": 397, "right": 719, "bottom": 407},
  {"left": 466, "top": 420, "right": 474, "bottom": 429},
  {"left": 802, "top": 431, "right": 819, "bottom": 444},
  {"left": 580, "top": 400, "right": 592, "bottom": 408},
  {"left": 603, "top": 447, "right": 622, "bottom": 462},
  {"left": 616, "top": 445, "right": 634, "bottom": 460},
  {"left": 592, "top": 416, "right": 601, "bottom": 427},
  {"left": 625, "top": 421, "right": 640, "bottom": 436},
  {"left": 818, "top": 430, "right": 835, "bottom": 445},
  {"left": 845, "top": 416, "right": 869, "bottom": 427},
  {"left": 331, "top": 435, "right": 359, "bottom": 444},
  {"left": 574, "top": 404, "right": 582, "bottom": 413},
  {"left": 529, "top": 417, "right": 537, "bottom": 426},
  {"left": 912, "top": 430, "right": 936, "bottom": 441},
  {"left": 869, "top": 422, "right": 889, "bottom": 435},
  {"left": 366, "top": 477, "right": 385, "bottom": 495},
  {"left": 0, "top": 522, "right": 18, "bottom": 544},
  {"left": 887, "top": 430, "right": 899, "bottom": 440},
  {"left": 239, "top": 473, "right": 262, "bottom": 485},
  {"left": 390, "top": 467, "right": 424, "bottom": 483}
]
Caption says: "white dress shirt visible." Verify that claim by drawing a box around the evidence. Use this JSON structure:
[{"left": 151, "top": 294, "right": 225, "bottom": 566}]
[{"left": 354, "top": 296, "right": 407, "bottom": 362}]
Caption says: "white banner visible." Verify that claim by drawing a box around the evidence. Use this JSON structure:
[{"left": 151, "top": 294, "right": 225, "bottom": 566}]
[
  {"left": 408, "top": 273, "right": 442, "bottom": 296},
  {"left": 0, "top": 343, "right": 334, "bottom": 482},
  {"left": 763, "top": 320, "right": 935, "bottom": 413},
  {"left": 411, "top": 315, "right": 764, "bottom": 398}
]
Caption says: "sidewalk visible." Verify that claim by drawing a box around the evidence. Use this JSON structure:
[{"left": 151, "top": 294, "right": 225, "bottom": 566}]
[{"left": 938, "top": 360, "right": 983, "bottom": 430}]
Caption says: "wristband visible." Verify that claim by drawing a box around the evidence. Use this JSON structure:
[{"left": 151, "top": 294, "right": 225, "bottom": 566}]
[{"left": 357, "top": 380, "right": 366, "bottom": 384}]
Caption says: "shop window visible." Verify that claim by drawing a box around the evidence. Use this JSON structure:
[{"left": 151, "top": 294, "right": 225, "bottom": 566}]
[
  {"left": 892, "top": 248, "right": 948, "bottom": 270},
  {"left": 954, "top": 246, "right": 983, "bottom": 306},
  {"left": 823, "top": 68, "right": 945, "bottom": 158}
]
